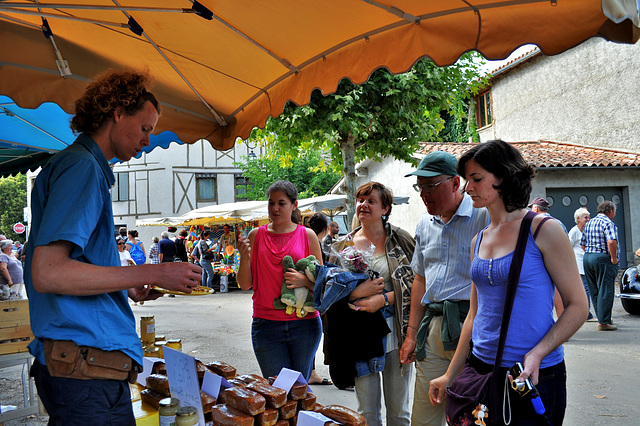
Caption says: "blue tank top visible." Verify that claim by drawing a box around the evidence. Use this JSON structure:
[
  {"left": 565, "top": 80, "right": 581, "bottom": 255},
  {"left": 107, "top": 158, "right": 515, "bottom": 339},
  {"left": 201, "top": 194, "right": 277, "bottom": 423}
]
[{"left": 470, "top": 227, "right": 564, "bottom": 368}]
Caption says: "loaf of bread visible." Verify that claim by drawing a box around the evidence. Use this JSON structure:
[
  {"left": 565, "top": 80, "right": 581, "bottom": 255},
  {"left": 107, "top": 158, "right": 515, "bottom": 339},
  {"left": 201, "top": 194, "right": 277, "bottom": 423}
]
[
  {"left": 200, "top": 390, "right": 217, "bottom": 413},
  {"left": 238, "top": 373, "right": 269, "bottom": 384},
  {"left": 278, "top": 399, "right": 298, "bottom": 420},
  {"left": 320, "top": 405, "right": 366, "bottom": 426},
  {"left": 246, "top": 381, "right": 287, "bottom": 409},
  {"left": 298, "top": 392, "right": 316, "bottom": 411},
  {"left": 210, "top": 404, "right": 254, "bottom": 426},
  {"left": 254, "top": 407, "right": 279, "bottom": 426},
  {"left": 224, "top": 386, "right": 266, "bottom": 416},
  {"left": 146, "top": 374, "right": 170, "bottom": 396},
  {"left": 288, "top": 383, "right": 307, "bottom": 400},
  {"left": 274, "top": 420, "right": 289, "bottom": 426},
  {"left": 206, "top": 361, "right": 237, "bottom": 379},
  {"left": 313, "top": 402, "right": 324, "bottom": 412},
  {"left": 227, "top": 378, "right": 248, "bottom": 388},
  {"left": 140, "top": 388, "right": 166, "bottom": 410},
  {"left": 151, "top": 361, "right": 166, "bottom": 375},
  {"left": 195, "top": 360, "right": 209, "bottom": 380}
]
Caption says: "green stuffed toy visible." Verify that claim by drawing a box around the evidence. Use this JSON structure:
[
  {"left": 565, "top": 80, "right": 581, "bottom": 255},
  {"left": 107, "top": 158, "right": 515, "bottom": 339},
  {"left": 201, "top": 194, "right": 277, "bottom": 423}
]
[{"left": 273, "top": 255, "right": 319, "bottom": 318}]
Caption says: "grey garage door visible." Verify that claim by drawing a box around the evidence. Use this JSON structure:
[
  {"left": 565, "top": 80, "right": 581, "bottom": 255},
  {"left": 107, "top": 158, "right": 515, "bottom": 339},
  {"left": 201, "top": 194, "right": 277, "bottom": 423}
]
[{"left": 546, "top": 187, "right": 626, "bottom": 268}]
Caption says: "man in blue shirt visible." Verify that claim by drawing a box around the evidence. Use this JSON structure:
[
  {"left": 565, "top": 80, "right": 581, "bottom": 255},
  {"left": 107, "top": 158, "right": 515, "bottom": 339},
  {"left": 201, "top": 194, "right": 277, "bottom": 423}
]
[
  {"left": 159, "top": 231, "right": 177, "bottom": 262},
  {"left": 399, "top": 151, "right": 490, "bottom": 426},
  {"left": 25, "top": 71, "right": 202, "bottom": 424},
  {"left": 581, "top": 200, "right": 619, "bottom": 331}
]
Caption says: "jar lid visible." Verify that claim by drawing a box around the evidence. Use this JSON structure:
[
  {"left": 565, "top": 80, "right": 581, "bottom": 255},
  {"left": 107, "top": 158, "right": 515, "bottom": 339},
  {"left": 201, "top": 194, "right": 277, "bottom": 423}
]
[
  {"left": 141, "top": 315, "right": 154, "bottom": 319},
  {"left": 159, "top": 397, "right": 180, "bottom": 407},
  {"left": 176, "top": 406, "right": 197, "bottom": 416},
  {"left": 167, "top": 338, "right": 182, "bottom": 343}
]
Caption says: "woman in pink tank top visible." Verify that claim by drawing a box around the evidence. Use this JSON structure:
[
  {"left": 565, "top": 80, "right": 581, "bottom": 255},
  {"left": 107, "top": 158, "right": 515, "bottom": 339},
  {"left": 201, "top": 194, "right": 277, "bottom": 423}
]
[{"left": 237, "top": 180, "right": 324, "bottom": 380}]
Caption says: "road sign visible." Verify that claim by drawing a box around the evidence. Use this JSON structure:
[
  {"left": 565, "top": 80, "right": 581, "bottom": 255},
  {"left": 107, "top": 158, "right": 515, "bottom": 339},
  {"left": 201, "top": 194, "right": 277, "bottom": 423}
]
[{"left": 13, "top": 222, "right": 25, "bottom": 234}]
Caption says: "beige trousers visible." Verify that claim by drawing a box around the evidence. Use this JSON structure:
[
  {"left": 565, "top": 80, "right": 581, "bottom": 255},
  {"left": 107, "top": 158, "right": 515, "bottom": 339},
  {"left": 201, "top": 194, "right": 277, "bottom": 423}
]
[{"left": 411, "top": 316, "right": 457, "bottom": 426}]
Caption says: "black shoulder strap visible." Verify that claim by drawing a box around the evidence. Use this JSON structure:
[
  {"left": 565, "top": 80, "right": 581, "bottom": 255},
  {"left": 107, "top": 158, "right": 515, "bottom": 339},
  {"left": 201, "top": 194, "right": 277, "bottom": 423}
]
[
  {"left": 493, "top": 210, "right": 536, "bottom": 373},
  {"left": 533, "top": 216, "right": 552, "bottom": 240}
]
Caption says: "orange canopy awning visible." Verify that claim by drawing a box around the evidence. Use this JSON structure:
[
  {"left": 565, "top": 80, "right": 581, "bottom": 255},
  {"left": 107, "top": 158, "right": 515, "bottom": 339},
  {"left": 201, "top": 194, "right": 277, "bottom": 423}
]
[{"left": 1, "top": 0, "right": 638, "bottom": 151}]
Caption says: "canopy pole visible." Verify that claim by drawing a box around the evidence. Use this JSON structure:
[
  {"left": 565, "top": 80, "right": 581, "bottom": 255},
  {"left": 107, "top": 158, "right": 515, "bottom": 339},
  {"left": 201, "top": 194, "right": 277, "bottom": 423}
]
[{"left": 110, "top": 0, "right": 228, "bottom": 127}]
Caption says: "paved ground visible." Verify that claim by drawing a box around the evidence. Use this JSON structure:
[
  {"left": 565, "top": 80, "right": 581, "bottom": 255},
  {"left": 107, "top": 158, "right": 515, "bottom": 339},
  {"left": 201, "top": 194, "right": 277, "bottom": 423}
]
[{"left": 2, "top": 286, "right": 639, "bottom": 425}]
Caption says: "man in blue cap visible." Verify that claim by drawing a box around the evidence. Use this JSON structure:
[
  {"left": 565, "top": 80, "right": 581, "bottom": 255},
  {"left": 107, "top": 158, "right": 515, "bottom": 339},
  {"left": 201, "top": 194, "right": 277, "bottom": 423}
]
[{"left": 399, "top": 151, "right": 490, "bottom": 425}]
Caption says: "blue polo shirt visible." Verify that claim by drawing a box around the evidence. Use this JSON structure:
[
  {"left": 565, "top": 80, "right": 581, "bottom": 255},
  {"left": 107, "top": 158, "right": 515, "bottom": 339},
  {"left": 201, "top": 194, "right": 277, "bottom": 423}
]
[{"left": 24, "top": 134, "right": 143, "bottom": 365}]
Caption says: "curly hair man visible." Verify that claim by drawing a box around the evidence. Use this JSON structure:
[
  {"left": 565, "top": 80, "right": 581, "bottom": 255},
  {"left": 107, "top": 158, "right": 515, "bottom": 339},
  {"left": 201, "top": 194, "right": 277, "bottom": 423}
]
[{"left": 25, "top": 70, "right": 202, "bottom": 424}]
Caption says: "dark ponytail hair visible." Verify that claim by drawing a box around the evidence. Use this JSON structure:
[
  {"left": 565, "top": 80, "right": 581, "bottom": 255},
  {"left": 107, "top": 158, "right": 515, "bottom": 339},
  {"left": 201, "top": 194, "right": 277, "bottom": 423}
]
[{"left": 267, "top": 180, "right": 301, "bottom": 224}]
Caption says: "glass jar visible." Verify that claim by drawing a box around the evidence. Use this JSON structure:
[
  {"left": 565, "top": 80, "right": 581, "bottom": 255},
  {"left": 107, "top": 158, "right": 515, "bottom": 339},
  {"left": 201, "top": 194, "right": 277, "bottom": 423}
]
[
  {"left": 140, "top": 315, "right": 155, "bottom": 344},
  {"left": 166, "top": 338, "right": 182, "bottom": 352},
  {"left": 158, "top": 397, "right": 180, "bottom": 426},
  {"left": 143, "top": 346, "right": 160, "bottom": 358},
  {"left": 175, "top": 406, "right": 198, "bottom": 426}
]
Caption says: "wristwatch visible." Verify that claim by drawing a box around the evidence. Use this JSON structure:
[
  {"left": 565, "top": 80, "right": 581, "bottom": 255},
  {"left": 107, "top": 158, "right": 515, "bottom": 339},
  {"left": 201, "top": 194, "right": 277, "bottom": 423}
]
[{"left": 382, "top": 293, "right": 390, "bottom": 307}]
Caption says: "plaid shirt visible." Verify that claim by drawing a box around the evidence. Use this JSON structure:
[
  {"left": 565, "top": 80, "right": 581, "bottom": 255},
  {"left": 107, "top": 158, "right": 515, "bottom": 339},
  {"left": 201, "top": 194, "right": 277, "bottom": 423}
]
[{"left": 581, "top": 213, "right": 618, "bottom": 257}]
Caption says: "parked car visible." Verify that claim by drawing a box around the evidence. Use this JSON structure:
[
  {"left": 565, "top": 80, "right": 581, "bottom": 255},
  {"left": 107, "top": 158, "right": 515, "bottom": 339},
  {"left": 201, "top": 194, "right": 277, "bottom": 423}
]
[{"left": 618, "top": 266, "right": 640, "bottom": 315}]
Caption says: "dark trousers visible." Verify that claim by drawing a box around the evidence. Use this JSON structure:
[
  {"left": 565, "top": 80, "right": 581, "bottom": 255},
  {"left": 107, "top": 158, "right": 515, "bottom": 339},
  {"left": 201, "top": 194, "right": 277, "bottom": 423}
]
[
  {"left": 469, "top": 355, "right": 567, "bottom": 425},
  {"left": 583, "top": 252, "right": 617, "bottom": 324},
  {"left": 31, "top": 359, "right": 135, "bottom": 426}
]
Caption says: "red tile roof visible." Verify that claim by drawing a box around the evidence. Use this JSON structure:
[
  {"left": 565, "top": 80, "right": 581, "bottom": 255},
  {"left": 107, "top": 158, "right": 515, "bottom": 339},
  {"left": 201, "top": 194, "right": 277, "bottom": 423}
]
[{"left": 417, "top": 141, "right": 640, "bottom": 168}]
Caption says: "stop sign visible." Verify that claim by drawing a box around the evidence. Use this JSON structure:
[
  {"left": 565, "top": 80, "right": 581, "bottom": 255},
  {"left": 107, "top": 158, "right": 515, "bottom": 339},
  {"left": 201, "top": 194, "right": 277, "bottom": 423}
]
[{"left": 13, "top": 222, "right": 25, "bottom": 234}]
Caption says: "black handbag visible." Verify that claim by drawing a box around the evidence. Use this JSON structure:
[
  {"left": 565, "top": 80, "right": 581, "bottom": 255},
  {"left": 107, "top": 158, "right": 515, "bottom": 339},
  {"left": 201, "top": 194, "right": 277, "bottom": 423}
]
[{"left": 445, "top": 211, "right": 536, "bottom": 426}]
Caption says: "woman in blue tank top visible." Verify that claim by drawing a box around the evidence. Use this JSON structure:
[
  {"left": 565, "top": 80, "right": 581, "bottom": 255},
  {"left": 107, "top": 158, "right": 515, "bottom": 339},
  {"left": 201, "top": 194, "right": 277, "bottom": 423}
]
[{"left": 430, "top": 140, "right": 587, "bottom": 425}]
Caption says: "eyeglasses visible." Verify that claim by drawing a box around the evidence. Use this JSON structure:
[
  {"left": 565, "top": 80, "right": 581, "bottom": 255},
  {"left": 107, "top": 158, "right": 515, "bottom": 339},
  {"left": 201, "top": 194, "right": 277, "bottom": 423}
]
[
  {"left": 117, "top": 242, "right": 125, "bottom": 245},
  {"left": 413, "top": 176, "right": 453, "bottom": 194}
]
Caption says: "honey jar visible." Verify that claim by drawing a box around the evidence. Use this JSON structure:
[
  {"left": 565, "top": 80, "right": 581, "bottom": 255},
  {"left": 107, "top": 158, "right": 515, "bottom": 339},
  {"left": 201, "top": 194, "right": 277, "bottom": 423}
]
[
  {"left": 166, "top": 338, "right": 182, "bottom": 352},
  {"left": 175, "top": 406, "right": 198, "bottom": 426},
  {"left": 140, "top": 315, "right": 155, "bottom": 344},
  {"left": 159, "top": 397, "right": 180, "bottom": 426}
]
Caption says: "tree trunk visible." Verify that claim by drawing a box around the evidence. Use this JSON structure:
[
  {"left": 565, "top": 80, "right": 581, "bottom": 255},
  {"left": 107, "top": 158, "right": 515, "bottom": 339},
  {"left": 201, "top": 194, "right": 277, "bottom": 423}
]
[{"left": 339, "top": 135, "right": 357, "bottom": 231}]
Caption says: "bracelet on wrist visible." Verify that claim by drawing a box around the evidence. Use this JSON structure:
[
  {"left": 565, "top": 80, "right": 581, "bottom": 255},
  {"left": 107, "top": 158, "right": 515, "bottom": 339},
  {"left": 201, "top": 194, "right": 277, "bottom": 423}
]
[{"left": 408, "top": 325, "right": 418, "bottom": 331}]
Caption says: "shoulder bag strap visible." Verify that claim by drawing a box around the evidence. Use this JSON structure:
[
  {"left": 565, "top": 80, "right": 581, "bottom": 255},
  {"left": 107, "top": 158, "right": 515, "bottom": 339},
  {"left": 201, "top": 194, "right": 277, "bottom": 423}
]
[{"left": 493, "top": 210, "right": 537, "bottom": 373}]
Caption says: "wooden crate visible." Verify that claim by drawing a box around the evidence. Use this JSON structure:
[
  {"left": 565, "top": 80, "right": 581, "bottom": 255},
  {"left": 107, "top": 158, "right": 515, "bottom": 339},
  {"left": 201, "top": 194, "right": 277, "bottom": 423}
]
[{"left": 0, "top": 300, "right": 34, "bottom": 355}]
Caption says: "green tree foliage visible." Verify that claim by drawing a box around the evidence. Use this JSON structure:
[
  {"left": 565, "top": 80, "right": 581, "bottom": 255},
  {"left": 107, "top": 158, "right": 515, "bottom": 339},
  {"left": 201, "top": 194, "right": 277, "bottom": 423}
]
[
  {"left": 234, "top": 150, "right": 341, "bottom": 200},
  {"left": 249, "top": 54, "right": 488, "bottom": 224},
  {"left": 0, "top": 173, "right": 27, "bottom": 242}
]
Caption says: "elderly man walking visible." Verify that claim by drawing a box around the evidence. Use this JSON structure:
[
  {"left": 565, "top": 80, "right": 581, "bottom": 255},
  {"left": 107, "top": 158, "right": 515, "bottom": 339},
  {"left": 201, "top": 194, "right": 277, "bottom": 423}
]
[
  {"left": 581, "top": 200, "right": 619, "bottom": 331},
  {"left": 399, "top": 151, "right": 490, "bottom": 425}
]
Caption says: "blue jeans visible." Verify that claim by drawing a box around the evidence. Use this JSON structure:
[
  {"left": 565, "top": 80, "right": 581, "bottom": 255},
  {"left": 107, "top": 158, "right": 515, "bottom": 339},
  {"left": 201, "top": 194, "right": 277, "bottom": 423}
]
[
  {"left": 354, "top": 349, "right": 412, "bottom": 426},
  {"left": 583, "top": 252, "right": 617, "bottom": 324},
  {"left": 31, "top": 359, "right": 135, "bottom": 425},
  {"left": 580, "top": 274, "right": 592, "bottom": 313},
  {"left": 200, "top": 259, "right": 214, "bottom": 288},
  {"left": 251, "top": 317, "right": 322, "bottom": 381}
]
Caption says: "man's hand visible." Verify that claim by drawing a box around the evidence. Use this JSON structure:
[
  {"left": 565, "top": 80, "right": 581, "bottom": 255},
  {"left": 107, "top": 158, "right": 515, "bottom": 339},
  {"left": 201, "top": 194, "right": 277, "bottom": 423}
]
[
  {"left": 153, "top": 262, "right": 202, "bottom": 294},
  {"left": 399, "top": 335, "right": 417, "bottom": 364},
  {"left": 128, "top": 286, "right": 163, "bottom": 302}
]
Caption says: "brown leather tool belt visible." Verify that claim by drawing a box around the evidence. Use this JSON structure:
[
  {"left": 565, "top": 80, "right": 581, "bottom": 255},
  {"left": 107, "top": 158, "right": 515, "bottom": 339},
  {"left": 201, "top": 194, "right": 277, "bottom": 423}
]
[{"left": 43, "top": 339, "right": 141, "bottom": 384}]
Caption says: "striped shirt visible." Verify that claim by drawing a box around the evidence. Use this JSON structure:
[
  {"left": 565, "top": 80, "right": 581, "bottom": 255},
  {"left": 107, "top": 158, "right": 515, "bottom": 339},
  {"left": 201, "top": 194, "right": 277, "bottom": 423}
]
[
  {"left": 581, "top": 213, "right": 618, "bottom": 257},
  {"left": 411, "top": 193, "right": 491, "bottom": 304}
]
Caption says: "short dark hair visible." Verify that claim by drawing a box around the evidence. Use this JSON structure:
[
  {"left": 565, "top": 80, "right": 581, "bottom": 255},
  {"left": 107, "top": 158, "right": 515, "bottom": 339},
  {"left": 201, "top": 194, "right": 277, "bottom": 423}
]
[
  {"left": 179, "top": 229, "right": 188, "bottom": 237},
  {"left": 355, "top": 181, "right": 393, "bottom": 221},
  {"left": 597, "top": 201, "right": 616, "bottom": 215},
  {"left": 202, "top": 231, "right": 210, "bottom": 238},
  {"left": 308, "top": 213, "right": 328, "bottom": 236},
  {"left": 457, "top": 140, "right": 535, "bottom": 213},
  {"left": 71, "top": 70, "right": 159, "bottom": 135}
]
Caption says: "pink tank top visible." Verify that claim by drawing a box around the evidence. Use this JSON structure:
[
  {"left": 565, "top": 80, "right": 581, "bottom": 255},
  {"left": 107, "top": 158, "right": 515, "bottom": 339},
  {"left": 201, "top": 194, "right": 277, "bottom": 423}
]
[{"left": 251, "top": 224, "right": 318, "bottom": 321}]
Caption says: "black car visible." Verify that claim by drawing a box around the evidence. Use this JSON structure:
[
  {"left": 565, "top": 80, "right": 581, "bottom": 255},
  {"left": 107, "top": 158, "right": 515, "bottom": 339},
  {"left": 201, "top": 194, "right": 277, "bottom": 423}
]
[{"left": 618, "top": 266, "right": 640, "bottom": 315}]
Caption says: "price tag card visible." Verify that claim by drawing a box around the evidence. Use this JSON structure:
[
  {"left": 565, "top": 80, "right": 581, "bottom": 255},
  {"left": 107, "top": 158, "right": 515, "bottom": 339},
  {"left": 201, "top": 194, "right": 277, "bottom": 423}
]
[
  {"left": 272, "top": 367, "right": 312, "bottom": 394},
  {"left": 164, "top": 347, "right": 205, "bottom": 426},
  {"left": 201, "top": 371, "right": 232, "bottom": 399},
  {"left": 137, "top": 356, "right": 164, "bottom": 386}
]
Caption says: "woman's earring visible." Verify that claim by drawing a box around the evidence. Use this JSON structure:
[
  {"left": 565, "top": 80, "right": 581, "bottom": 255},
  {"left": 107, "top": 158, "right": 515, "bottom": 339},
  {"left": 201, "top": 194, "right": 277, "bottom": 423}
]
[{"left": 382, "top": 214, "right": 387, "bottom": 221}]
